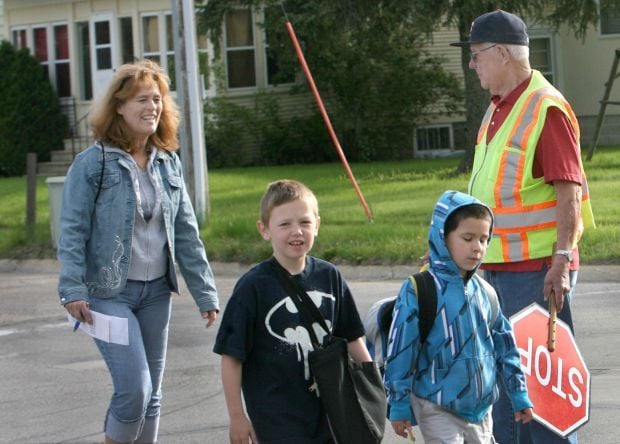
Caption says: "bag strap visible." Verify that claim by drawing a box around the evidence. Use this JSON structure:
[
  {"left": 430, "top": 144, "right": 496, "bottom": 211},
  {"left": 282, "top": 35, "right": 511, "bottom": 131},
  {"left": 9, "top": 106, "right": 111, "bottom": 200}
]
[
  {"left": 378, "top": 298, "right": 396, "bottom": 339},
  {"left": 269, "top": 258, "right": 331, "bottom": 349},
  {"left": 408, "top": 270, "right": 437, "bottom": 345}
]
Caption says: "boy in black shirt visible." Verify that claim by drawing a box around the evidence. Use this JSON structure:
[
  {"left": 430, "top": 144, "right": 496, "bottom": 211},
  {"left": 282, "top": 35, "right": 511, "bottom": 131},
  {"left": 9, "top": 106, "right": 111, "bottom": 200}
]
[{"left": 214, "top": 179, "right": 371, "bottom": 443}]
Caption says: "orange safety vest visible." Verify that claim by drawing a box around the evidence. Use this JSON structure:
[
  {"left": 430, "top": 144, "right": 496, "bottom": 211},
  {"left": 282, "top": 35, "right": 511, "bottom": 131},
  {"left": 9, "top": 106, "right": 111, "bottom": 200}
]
[{"left": 469, "top": 70, "right": 595, "bottom": 263}]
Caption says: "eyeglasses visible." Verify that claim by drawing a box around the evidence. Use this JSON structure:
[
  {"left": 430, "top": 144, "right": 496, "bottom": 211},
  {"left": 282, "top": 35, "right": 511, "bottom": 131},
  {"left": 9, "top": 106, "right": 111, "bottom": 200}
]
[{"left": 470, "top": 44, "right": 498, "bottom": 62}]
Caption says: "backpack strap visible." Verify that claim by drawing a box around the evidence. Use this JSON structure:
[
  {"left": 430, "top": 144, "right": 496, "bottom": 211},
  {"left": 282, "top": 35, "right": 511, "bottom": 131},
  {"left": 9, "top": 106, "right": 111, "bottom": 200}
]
[
  {"left": 378, "top": 298, "right": 397, "bottom": 339},
  {"left": 408, "top": 270, "right": 437, "bottom": 345}
]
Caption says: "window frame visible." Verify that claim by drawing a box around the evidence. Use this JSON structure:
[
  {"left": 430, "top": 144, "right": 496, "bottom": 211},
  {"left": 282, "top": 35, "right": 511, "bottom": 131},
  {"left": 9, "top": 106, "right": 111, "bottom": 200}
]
[
  {"left": 600, "top": 4, "right": 620, "bottom": 36},
  {"left": 414, "top": 124, "right": 454, "bottom": 157},
  {"left": 529, "top": 35, "right": 555, "bottom": 85},
  {"left": 53, "top": 23, "right": 71, "bottom": 97},
  {"left": 11, "top": 22, "right": 72, "bottom": 98},
  {"left": 223, "top": 7, "right": 258, "bottom": 91},
  {"left": 140, "top": 11, "right": 176, "bottom": 89},
  {"left": 197, "top": 31, "right": 213, "bottom": 99},
  {"left": 11, "top": 27, "right": 29, "bottom": 49}
]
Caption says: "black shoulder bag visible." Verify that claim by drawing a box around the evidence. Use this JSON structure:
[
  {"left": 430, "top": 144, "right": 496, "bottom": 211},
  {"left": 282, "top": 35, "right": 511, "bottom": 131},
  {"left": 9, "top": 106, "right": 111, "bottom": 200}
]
[{"left": 271, "top": 259, "right": 387, "bottom": 444}]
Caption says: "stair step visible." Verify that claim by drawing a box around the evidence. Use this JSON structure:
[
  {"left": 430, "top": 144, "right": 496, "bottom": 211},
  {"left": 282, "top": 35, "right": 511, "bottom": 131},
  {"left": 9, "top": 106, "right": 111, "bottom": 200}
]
[
  {"left": 50, "top": 150, "right": 76, "bottom": 162},
  {"left": 38, "top": 136, "right": 94, "bottom": 176},
  {"left": 64, "top": 138, "right": 92, "bottom": 151},
  {"left": 37, "top": 161, "right": 72, "bottom": 177}
]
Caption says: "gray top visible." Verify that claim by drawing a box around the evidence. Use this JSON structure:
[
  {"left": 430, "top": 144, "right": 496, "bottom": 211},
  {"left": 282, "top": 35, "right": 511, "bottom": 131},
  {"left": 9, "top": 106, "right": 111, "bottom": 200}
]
[{"left": 117, "top": 148, "right": 168, "bottom": 281}]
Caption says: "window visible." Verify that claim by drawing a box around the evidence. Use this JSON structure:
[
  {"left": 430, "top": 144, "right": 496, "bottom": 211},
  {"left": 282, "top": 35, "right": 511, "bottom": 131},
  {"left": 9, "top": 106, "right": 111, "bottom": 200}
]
[
  {"left": 119, "top": 17, "right": 135, "bottom": 64},
  {"left": 221, "top": 7, "right": 295, "bottom": 90},
  {"left": 225, "top": 9, "right": 256, "bottom": 88},
  {"left": 530, "top": 37, "right": 554, "bottom": 84},
  {"left": 94, "top": 19, "right": 112, "bottom": 70},
  {"left": 601, "top": 5, "right": 620, "bottom": 35},
  {"left": 165, "top": 14, "right": 176, "bottom": 90},
  {"left": 33, "top": 27, "right": 48, "bottom": 77},
  {"left": 142, "top": 15, "right": 160, "bottom": 63},
  {"left": 415, "top": 125, "right": 453, "bottom": 154},
  {"left": 54, "top": 25, "right": 71, "bottom": 97},
  {"left": 12, "top": 28, "right": 27, "bottom": 49},
  {"left": 197, "top": 32, "right": 212, "bottom": 98},
  {"left": 141, "top": 13, "right": 176, "bottom": 89},
  {"left": 76, "top": 21, "right": 92, "bottom": 100},
  {"left": 21, "top": 23, "right": 71, "bottom": 97}
]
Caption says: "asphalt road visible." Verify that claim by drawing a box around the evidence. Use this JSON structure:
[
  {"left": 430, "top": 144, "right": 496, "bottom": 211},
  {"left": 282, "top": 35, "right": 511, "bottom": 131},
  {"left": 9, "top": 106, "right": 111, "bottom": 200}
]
[{"left": 0, "top": 260, "right": 618, "bottom": 444}]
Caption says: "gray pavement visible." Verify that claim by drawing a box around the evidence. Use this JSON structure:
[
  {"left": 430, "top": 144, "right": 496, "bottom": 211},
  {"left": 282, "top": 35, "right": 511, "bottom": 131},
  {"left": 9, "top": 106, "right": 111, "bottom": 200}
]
[{"left": 0, "top": 260, "right": 618, "bottom": 444}]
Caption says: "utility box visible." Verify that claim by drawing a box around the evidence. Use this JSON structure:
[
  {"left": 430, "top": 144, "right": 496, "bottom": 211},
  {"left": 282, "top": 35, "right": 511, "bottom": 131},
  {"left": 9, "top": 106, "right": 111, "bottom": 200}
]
[{"left": 46, "top": 176, "right": 65, "bottom": 248}]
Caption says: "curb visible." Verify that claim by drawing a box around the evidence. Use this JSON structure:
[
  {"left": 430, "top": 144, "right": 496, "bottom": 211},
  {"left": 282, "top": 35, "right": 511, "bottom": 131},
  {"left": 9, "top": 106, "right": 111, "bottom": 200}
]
[{"left": 1, "top": 259, "right": 618, "bottom": 283}]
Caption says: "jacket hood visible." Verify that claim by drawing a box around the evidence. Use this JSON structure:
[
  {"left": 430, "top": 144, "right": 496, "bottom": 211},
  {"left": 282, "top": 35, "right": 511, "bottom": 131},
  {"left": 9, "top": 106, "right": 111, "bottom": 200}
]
[{"left": 428, "top": 190, "right": 494, "bottom": 280}]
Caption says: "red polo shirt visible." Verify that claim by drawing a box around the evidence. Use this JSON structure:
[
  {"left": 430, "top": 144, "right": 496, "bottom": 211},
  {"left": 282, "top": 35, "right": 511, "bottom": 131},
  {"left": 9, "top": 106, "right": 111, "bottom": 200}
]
[{"left": 480, "top": 75, "right": 582, "bottom": 271}]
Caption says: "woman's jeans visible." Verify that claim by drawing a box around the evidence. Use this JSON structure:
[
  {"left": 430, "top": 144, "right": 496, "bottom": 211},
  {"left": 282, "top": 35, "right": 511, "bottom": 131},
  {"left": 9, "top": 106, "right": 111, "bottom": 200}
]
[
  {"left": 484, "top": 265, "right": 578, "bottom": 444},
  {"left": 90, "top": 277, "right": 172, "bottom": 443}
]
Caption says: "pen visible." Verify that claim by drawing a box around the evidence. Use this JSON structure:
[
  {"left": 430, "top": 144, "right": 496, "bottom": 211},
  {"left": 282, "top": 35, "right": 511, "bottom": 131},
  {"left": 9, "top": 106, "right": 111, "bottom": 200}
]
[{"left": 73, "top": 321, "right": 80, "bottom": 332}]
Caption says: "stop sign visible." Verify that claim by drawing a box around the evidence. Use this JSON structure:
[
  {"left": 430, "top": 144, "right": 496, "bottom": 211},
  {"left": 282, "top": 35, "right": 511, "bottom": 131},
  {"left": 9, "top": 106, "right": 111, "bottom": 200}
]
[{"left": 510, "top": 303, "right": 590, "bottom": 437}]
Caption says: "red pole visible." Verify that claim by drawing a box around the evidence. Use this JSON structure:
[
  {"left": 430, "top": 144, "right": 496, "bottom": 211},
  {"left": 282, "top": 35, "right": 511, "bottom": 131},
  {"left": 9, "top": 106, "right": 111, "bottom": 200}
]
[{"left": 285, "top": 21, "right": 373, "bottom": 222}]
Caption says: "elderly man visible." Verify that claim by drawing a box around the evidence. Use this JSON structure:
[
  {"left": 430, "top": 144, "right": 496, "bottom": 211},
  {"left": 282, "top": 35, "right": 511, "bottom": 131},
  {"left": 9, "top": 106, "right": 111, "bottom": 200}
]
[{"left": 451, "top": 9, "right": 595, "bottom": 444}]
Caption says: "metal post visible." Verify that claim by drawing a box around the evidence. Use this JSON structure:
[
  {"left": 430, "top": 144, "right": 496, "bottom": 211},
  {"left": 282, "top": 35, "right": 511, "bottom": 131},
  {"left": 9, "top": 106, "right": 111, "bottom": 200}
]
[
  {"left": 26, "top": 153, "right": 37, "bottom": 234},
  {"left": 171, "top": 0, "right": 209, "bottom": 225}
]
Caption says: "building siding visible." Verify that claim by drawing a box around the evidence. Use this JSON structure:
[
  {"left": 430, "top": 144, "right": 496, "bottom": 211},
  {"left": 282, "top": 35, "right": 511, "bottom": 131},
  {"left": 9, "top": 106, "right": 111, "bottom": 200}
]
[
  {"left": 5, "top": 1, "right": 620, "bottom": 154},
  {"left": 0, "top": 0, "right": 5, "bottom": 41}
]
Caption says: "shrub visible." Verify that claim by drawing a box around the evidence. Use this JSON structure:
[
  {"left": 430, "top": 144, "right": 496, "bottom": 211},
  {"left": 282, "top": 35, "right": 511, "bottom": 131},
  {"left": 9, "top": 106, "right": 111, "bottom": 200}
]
[
  {"left": 204, "top": 92, "right": 335, "bottom": 167},
  {"left": 0, "top": 41, "right": 67, "bottom": 176}
]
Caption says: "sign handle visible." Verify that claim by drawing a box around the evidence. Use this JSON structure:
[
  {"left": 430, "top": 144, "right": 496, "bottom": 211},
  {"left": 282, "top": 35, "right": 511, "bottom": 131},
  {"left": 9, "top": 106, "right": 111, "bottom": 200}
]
[
  {"left": 547, "top": 290, "right": 558, "bottom": 352},
  {"left": 547, "top": 242, "right": 558, "bottom": 352}
]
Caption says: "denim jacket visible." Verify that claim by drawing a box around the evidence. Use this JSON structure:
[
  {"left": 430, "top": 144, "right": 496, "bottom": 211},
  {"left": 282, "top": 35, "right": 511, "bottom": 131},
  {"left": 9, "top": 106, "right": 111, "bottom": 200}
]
[{"left": 57, "top": 143, "right": 219, "bottom": 313}]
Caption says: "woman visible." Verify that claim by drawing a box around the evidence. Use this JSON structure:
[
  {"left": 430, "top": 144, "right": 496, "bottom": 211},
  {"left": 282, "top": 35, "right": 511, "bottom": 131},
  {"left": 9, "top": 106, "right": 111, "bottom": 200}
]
[{"left": 57, "top": 59, "right": 219, "bottom": 444}]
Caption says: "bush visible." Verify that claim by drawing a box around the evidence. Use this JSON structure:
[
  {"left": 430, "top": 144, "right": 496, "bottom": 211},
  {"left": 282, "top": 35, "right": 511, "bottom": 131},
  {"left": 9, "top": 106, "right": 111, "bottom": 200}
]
[
  {"left": 204, "top": 97, "right": 254, "bottom": 168},
  {"left": 204, "top": 92, "right": 335, "bottom": 167},
  {"left": 0, "top": 41, "right": 67, "bottom": 176}
]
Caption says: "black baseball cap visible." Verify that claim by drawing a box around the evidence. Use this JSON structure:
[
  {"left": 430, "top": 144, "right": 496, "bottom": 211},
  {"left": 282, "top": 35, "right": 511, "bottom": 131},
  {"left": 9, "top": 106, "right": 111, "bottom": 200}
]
[{"left": 450, "top": 10, "right": 529, "bottom": 47}]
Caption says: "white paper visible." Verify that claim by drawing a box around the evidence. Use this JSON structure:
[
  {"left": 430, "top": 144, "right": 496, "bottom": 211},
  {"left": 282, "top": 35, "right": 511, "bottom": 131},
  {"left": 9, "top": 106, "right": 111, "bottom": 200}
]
[{"left": 68, "top": 310, "right": 129, "bottom": 345}]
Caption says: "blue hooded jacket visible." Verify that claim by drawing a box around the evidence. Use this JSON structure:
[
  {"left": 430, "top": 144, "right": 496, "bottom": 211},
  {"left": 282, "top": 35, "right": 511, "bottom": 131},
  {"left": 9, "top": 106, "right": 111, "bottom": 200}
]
[{"left": 384, "top": 190, "right": 532, "bottom": 423}]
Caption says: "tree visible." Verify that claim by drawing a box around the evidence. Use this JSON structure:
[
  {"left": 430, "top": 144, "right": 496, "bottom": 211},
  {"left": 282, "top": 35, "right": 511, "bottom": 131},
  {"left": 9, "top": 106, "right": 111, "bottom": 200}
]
[
  {"left": 407, "top": 0, "right": 620, "bottom": 172},
  {"left": 197, "top": 0, "right": 463, "bottom": 162},
  {"left": 0, "top": 41, "right": 67, "bottom": 176}
]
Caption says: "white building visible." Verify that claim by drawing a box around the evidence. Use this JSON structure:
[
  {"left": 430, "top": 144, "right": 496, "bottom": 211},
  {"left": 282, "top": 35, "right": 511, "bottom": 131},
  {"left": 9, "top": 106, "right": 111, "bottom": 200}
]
[{"left": 4, "top": 1, "right": 620, "bottom": 170}]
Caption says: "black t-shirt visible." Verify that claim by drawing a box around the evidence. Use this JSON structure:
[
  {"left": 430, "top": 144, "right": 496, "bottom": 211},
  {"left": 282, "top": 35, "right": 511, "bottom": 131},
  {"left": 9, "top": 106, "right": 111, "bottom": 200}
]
[{"left": 213, "top": 256, "right": 365, "bottom": 443}]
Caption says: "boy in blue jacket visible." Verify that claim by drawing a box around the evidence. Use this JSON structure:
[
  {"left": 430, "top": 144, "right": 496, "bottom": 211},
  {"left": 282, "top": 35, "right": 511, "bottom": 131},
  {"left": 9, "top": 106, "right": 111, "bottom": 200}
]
[{"left": 385, "top": 190, "right": 533, "bottom": 442}]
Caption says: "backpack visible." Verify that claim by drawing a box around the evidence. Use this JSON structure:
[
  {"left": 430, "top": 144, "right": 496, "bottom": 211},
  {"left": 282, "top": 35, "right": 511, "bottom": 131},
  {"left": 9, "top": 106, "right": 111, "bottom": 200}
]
[{"left": 364, "top": 271, "right": 499, "bottom": 371}]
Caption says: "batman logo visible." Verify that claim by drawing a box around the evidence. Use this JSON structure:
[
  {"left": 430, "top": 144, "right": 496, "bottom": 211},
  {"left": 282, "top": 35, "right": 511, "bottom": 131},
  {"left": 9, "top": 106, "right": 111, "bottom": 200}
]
[{"left": 265, "top": 290, "right": 336, "bottom": 380}]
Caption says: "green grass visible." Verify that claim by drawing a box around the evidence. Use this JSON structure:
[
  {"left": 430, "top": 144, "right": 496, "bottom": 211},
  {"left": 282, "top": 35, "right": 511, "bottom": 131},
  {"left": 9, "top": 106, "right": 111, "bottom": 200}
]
[
  {"left": 203, "top": 157, "right": 465, "bottom": 264},
  {"left": 1, "top": 147, "right": 618, "bottom": 264},
  {"left": 0, "top": 176, "right": 53, "bottom": 258}
]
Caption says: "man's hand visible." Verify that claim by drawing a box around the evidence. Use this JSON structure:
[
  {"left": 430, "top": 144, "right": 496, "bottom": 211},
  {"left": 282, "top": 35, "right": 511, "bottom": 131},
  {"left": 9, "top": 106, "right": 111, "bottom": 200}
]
[
  {"left": 546, "top": 180, "right": 581, "bottom": 312},
  {"left": 543, "top": 256, "right": 570, "bottom": 312}
]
